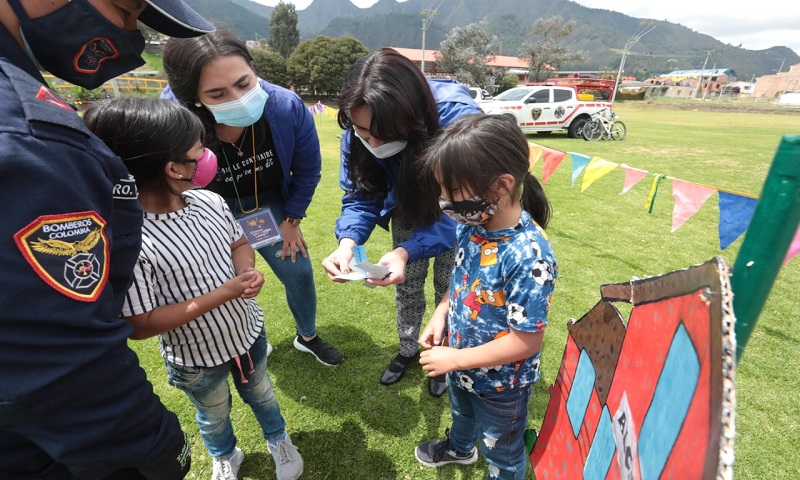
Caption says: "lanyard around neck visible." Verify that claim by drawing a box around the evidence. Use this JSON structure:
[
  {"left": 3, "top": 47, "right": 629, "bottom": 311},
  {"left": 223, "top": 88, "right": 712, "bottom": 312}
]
[{"left": 219, "top": 124, "right": 258, "bottom": 214}]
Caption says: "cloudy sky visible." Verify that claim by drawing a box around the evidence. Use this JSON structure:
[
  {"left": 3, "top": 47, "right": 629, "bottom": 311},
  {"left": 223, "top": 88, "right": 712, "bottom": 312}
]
[{"left": 253, "top": 0, "right": 800, "bottom": 56}]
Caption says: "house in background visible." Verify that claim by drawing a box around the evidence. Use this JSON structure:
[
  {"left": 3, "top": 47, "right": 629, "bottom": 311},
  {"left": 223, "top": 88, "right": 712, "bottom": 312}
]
[
  {"left": 643, "top": 68, "right": 737, "bottom": 99},
  {"left": 389, "top": 47, "right": 531, "bottom": 84},
  {"left": 753, "top": 63, "right": 800, "bottom": 98}
]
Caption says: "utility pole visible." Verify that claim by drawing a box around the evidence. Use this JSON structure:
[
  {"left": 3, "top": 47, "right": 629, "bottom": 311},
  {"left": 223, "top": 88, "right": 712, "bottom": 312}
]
[
  {"left": 702, "top": 62, "right": 716, "bottom": 101},
  {"left": 691, "top": 50, "right": 712, "bottom": 100},
  {"left": 613, "top": 21, "right": 656, "bottom": 103},
  {"left": 420, "top": 0, "right": 445, "bottom": 75}
]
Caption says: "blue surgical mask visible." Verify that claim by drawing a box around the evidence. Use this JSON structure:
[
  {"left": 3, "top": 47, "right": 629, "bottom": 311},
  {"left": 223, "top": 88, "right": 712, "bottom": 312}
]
[
  {"left": 10, "top": 0, "right": 145, "bottom": 90},
  {"left": 352, "top": 129, "right": 408, "bottom": 159},
  {"left": 202, "top": 84, "right": 269, "bottom": 127},
  {"left": 439, "top": 195, "right": 498, "bottom": 226}
]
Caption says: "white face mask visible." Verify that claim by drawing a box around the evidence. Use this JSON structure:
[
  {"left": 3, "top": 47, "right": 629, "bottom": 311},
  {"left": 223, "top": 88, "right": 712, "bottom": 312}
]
[{"left": 352, "top": 128, "right": 407, "bottom": 159}]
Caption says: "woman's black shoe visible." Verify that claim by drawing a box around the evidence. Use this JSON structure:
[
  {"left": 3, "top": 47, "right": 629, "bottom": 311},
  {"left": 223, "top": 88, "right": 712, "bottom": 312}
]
[{"left": 380, "top": 352, "right": 418, "bottom": 385}]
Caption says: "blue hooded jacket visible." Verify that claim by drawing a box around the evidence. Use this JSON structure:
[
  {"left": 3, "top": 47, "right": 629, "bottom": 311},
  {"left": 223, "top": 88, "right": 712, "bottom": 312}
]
[
  {"left": 335, "top": 79, "right": 482, "bottom": 263},
  {"left": 161, "top": 79, "right": 321, "bottom": 219}
]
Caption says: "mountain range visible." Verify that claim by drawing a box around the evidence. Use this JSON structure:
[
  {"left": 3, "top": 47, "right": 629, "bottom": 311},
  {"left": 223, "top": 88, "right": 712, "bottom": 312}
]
[{"left": 184, "top": 0, "right": 799, "bottom": 81}]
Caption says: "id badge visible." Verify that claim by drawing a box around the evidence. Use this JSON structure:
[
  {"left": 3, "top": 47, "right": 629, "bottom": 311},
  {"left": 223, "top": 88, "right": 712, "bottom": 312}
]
[{"left": 237, "top": 208, "right": 283, "bottom": 248}]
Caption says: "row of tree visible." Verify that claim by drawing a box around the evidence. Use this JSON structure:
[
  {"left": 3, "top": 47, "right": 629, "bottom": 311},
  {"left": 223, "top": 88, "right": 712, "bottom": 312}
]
[{"left": 260, "top": 2, "right": 583, "bottom": 96}]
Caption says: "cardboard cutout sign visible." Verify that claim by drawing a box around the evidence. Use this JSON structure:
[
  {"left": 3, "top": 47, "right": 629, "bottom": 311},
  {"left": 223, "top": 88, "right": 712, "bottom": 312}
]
[{"left": 530, "top": 257, "right": 736, "bottom": 479}]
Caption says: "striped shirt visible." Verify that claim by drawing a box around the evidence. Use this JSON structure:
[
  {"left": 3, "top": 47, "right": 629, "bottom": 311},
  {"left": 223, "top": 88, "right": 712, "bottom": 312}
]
[{"left": 121, "top": 189, "right": 263, "bottom": 367}]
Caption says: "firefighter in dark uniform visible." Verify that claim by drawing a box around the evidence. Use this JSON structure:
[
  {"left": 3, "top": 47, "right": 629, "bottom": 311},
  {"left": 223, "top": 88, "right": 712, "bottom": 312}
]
[{"left": 0, "top": 1, "right": 213, "bottom": 478}]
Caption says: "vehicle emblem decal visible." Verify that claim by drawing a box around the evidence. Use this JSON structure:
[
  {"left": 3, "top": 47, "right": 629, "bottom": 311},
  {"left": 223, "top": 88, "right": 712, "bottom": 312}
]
[
  {"left": 14, "top": 211, "right": 109, "bottom": 302},
  {"left": 532, "top": 108, "right": 542, "bottom": 121},
  {"left": 554, "top": 106, "right": 566, "bottom": 119}
]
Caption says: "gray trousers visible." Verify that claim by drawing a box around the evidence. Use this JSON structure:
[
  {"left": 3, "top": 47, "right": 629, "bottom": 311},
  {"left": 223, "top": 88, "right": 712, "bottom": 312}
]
[{"left": 391, "top": 220, "right": 455, "bottom": 357}]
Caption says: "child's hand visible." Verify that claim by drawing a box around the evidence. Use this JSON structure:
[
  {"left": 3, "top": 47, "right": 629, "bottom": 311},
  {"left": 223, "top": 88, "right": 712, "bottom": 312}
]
[
  {"left": 420, "top": 346, "right": 459, "bottom": 377},
  {"left": 222, "top": 270, "right": 259, "bottom": 300},
  {"left": 237, "top": 267, "right": 264, "bottom": 299}
]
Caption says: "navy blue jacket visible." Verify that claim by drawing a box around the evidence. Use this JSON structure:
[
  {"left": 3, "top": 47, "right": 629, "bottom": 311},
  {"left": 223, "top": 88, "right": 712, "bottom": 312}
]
[{"left": 0, "top": 26, "right": 142, "bottom": 401}]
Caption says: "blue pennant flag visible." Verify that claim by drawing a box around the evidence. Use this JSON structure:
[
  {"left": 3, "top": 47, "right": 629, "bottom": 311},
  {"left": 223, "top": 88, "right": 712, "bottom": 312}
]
[
  {"left": 568, "top": 152, "right": 591, "bottom": 187},
  {"left": 718, "top": 191, "right": 758, "bottom": 250}
]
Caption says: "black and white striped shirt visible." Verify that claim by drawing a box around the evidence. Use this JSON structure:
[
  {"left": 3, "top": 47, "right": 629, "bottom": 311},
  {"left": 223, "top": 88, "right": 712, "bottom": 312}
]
[{"left": 121, "top": 189, "right": 263, "bottom": 367}]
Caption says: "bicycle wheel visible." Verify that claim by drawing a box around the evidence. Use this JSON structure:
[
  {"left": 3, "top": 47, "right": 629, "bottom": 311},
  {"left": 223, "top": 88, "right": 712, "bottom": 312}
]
[
  {"left": 610, "top": 121, "right": 627, "bottom": 141},
  {"left": 583, "top": 120, "right": 603, "bottom": 141}
]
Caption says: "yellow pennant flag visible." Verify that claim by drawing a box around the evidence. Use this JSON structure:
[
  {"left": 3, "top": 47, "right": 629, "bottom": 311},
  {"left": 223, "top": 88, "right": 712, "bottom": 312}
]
[
  {"left": 581, "top": 158, "right": 619, "bottom": 191},
  {"left": 326, "top": 107, "right": 339, "bottom": 120},
  {"left": 528, "top": 143, "right": 543, "bottom": 170}
]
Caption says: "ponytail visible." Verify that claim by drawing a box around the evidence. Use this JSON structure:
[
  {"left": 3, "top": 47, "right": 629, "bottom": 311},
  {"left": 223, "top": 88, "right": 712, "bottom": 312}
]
[{"left": 521, "top": 172, "right": 551, "bottom": 228}]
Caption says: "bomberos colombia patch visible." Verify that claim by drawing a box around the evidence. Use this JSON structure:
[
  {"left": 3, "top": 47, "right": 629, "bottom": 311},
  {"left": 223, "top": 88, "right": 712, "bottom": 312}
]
[{"left": 14, "top": 211, "right": 109, "bottom": 302}]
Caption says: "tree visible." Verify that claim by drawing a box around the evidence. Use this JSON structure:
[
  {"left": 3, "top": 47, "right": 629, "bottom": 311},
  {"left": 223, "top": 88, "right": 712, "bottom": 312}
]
[
  {"left": 287, "top": 36, "right": 368, "bottom": 96},
  {"left": 435, "top": 22, "right": 501, "bottom": 88},
  {"left": 518, "top": 16, "right": 586, "bottom": 82},
  {"left": 268, "top": 1, "right": 299, "bottom": 60},
  {"left": 250, "top": 48, "right": 289, "bottom": 88},
  {"left": 496, "top": 73, "right": 521, "bottom": 94}
]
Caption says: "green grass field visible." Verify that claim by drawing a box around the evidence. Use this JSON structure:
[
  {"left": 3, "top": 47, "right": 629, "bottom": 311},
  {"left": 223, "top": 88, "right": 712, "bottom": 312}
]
[{"left": 129, "top": 104, "right": 800, "bottom": 479}]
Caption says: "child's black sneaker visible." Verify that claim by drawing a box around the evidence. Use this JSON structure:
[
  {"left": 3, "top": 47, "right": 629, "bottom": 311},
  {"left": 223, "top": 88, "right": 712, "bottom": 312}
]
[
  {"left": 293, "top": 335, "right": 343, "bottom": 366},
  {"left": 415, "top": 438, "right": 478, "bottom": 467}
]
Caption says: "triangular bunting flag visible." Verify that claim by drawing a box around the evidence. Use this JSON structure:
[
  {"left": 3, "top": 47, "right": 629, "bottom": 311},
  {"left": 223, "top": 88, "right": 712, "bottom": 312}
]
[
  {"left": 671, "top": 180, "right": 717, "bottom": 232},
  {"left": 718, "top": 191, "right": 759, "bottom": 250},
  {"left": 528, "top": 143, "right": 543, "bottom": 170},
  {"left": 782, "top": 225, "right": 800, "bottom": 266},
  {"left": 541, "top": 147, "right": 566, "bottom": 185},
  {"left": 581, "top": 158, "right": 619, "bottom": 191},
  {"left": 620, "top": 164, "right": 648, "bottom": 194},
  {"left": 568, "top": 152, "right": 591, "bottom": 187},
  {"left": 645, "top": 174, "right": 665, "bottom": 213}
]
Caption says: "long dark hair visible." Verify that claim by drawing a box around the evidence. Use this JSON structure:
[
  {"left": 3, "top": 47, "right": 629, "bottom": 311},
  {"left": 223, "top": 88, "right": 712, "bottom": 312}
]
[
  {"left": 337, "top": 48, "right": 441, "bottom": 228},
  {"left": 84, "top": 97, "right": 204, "bottom": 197},
  {"left": 162, "top": 26, "right": 255, "bottom": 151},
  {"left": 420, "top": 113, "right": 551, "bottom": 228}
]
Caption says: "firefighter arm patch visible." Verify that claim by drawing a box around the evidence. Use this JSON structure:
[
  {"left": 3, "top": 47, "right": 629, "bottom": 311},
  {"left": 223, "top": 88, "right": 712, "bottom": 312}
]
[{"left": 14, "top": 211, "right": 109, "bottom": 302}]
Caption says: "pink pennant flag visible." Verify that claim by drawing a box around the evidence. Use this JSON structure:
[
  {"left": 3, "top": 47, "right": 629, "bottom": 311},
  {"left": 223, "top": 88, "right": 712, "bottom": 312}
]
[
  {"left": 620, "top": 164, "right": 648, "bottom": 194},
  {"left": 541, "top": 147, "right": 566, "bottom": 185},
  {"left": 581, "top": 158, "right": 619, "bottom": 191},
  {"left": 671, "top": 179, "right": 717, "bottom": 232},
  {"left": 783, "top": 225, "right": 800, "bottom": 265}
]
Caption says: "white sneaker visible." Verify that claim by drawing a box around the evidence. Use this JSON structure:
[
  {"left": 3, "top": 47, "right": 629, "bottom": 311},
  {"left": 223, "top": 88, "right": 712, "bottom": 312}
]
[
  {"left": 267, "top": 342, "right": 274, "bottom": 357},
  {"left": 212, "top": 447, "right": 244, "bottom": 480},
  {"left": 268, "top": 434, "right": 304, "bottom": 480}
]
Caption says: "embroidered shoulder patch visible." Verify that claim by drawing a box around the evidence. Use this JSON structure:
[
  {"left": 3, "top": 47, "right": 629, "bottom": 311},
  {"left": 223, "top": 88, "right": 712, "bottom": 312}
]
[{"left": 14, "top": 212, "right": 109, "bottom": 302}]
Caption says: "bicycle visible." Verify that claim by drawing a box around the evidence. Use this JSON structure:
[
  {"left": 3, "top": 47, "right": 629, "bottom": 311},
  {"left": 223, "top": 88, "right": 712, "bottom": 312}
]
[{"left": 582, "top": 107, "right": 627, "bottom": 141}]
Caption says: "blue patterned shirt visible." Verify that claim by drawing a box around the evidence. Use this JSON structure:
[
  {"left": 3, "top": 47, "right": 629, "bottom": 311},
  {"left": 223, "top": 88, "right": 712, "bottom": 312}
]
[{"left": 447, "top": 210, "right": 557, "bottom": 393}]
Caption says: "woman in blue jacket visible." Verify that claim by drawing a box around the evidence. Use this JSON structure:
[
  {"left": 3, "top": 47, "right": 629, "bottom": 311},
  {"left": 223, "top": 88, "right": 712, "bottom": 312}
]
[
  {"left": 162, "top": 27, "right": 343, "bottom": 366},
  {"left": 322, "top": 49, "right": 482, "bottom": 394}
]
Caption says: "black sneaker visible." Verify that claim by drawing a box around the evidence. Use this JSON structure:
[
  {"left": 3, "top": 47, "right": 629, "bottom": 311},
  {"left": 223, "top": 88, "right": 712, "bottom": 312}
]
[
  {"left": 415, "top": 437, "right": 478, "bottom": 468},
  {"left": 293, "top": 335, "right": 343, "bottom": 366}
]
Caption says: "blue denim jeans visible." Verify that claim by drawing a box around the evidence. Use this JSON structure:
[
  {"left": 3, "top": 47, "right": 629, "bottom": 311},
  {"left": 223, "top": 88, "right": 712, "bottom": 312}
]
[
  {"left": 447, "top": 379, "right": 531, "bottom": 480},
  {"left": 226, "top": 195, "right": 317, "bottom": 338},
  {"left": 165, "top": 330, "right": 286, "bottom": 458}
]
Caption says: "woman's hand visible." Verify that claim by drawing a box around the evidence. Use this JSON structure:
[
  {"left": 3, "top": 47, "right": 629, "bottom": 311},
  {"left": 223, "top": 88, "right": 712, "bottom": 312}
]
[
  {"left": 322, "top": 238, "right": 356, "bottom": 282},
  {"left": 366, "top": 247, "right": 409, "bottom": 287},
  {"left": 279, "top": 221, "right": 308, "bottom": 263}
]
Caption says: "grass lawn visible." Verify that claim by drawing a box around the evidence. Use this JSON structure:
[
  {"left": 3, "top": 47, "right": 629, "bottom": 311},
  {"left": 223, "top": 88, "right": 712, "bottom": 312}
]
[{"left": 129, "top": 104, "right": 800, "bottom": 479}]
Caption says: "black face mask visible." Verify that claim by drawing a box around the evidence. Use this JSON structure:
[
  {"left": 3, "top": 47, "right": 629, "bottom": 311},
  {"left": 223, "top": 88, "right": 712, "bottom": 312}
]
[{"left": 9, "top": 0, "right": 145, "bottom": 90}]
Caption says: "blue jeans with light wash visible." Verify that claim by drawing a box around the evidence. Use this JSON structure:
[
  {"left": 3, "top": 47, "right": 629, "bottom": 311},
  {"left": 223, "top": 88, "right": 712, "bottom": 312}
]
[
  {"left": 226, "top": 195, "right": 317, "bottom": 338},
  {"left": 447, "top": 378, "right": 531, "bottom": 480},
  {"left": 165, "top": 330, "right": 286, "bottom": 458}
]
